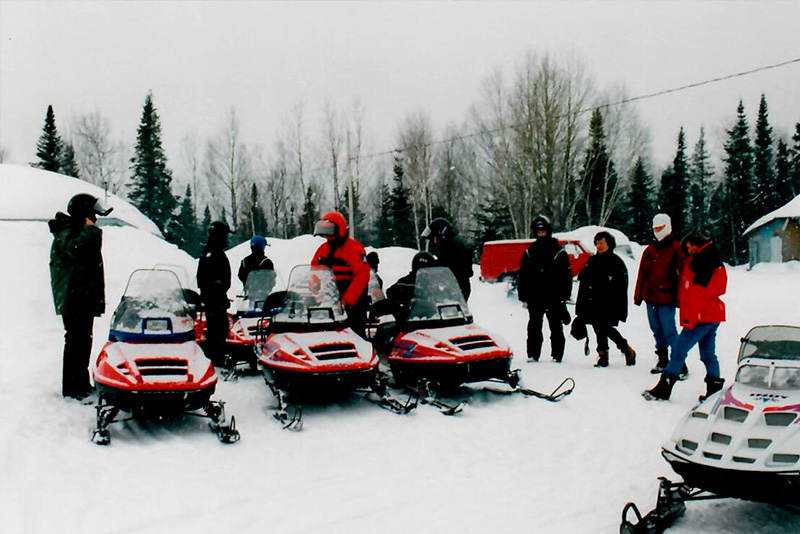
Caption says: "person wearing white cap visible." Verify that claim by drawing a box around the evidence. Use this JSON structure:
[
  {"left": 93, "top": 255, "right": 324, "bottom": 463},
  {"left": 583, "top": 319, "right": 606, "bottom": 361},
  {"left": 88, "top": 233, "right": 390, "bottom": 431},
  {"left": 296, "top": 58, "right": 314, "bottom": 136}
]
[{"left": 633, "top": 214, "right": 688, "bottom": 377}]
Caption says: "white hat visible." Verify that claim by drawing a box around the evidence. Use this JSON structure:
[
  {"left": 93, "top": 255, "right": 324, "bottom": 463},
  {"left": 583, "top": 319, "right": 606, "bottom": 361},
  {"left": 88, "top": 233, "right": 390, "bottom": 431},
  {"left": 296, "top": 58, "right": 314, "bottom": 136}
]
[{"left": 652, "top": 213, "right": 672, "bottom": 241}]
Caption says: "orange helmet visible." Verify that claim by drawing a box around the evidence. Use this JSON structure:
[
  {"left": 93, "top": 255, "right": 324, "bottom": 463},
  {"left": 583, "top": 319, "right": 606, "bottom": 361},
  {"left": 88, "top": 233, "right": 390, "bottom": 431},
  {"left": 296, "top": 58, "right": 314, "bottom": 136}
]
[{"left": 314, "top": 211, "right": 348, "bottom": 239}]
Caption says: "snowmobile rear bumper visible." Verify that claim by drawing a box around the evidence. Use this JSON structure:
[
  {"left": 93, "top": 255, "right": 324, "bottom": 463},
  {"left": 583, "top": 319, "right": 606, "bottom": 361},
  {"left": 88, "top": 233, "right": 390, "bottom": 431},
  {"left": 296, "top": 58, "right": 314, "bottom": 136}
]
[
  {"left": 388, "top": 356, "right": 512, "bottom": 388},
  {"left": 263, "top": 366, "right": 379, "bottom": 395},
  {"left": 96, "top": 383, "right": 217, "bottom": 414},
  {"left": 663, "top": 450, "right": 800, "bottom": 505}
]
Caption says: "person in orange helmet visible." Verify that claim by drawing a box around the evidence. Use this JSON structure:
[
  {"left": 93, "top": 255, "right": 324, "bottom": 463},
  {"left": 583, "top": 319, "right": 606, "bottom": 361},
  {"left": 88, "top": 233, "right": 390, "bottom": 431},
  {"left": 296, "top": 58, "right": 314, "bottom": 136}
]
[{"left": 312, "top": 211, "right": 371, "bottom": 337}]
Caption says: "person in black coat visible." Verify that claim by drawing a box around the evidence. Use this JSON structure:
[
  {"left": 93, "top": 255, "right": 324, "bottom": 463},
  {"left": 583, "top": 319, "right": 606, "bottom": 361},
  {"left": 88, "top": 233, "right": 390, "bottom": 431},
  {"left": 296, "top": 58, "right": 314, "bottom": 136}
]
[
  {"left": 575, "top": 231, "right": 636, "bottom": 368},
  {"left": 237, "top": 235, "right": 274, "bottom": 285},
  {"left": 49, "top": 193, "right": 113, "bottom": 399},
  {"left": 197, "top": 221, "right": 233, "bottom": 365},
  {"left": 421, "top": 218, "right": 472, "bottom": 300},
  {"left": 517, "top": 216, "right": 573, "bottom": 362}
]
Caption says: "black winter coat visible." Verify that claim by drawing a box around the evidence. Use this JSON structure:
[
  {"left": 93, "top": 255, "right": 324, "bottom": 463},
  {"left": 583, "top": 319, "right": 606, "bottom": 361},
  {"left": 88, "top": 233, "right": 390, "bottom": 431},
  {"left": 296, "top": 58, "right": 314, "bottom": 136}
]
[
  {"left": 197, "top": 246, "right": 231, "bottom": 308},
  {"left": 48, "top": 212, "right": 106, "bottom": 317},
  {"left": 237, "top": 251, "right": 274, "bottom": 284},
  {"left": 432, "top": 236, "right": 473, "bottom": 300},
  {"left": 516, "top": 237, "right": 572, "bottom": 307},
  {"left": 576, "top": 251, "right": 628, "bottom": 327}
]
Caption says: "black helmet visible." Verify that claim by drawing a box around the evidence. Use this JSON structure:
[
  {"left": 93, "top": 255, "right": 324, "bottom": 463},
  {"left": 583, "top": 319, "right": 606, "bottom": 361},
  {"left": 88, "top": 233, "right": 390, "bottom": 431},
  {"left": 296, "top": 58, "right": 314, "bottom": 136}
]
[
  {"left": 411, "top": 251, "right": 436, "bottom": 272},
  {"left": 208, "top": 221, "right": 233, "bottom": 236},
  {"left": 67, "top": 193, "right": 113, "bottom": 219},
  {"left": 531, "top": 215, "right": 552, "bottom": 237},
  {"left": 421, "top": 218, "right": 454, "bottom": 240}
]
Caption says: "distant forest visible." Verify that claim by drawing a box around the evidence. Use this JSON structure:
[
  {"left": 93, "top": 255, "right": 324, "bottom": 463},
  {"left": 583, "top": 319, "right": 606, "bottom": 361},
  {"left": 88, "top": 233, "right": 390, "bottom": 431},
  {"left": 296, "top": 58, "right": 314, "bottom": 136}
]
[{"left": 14, "top": 52, "right": 800, "bottom": 264}]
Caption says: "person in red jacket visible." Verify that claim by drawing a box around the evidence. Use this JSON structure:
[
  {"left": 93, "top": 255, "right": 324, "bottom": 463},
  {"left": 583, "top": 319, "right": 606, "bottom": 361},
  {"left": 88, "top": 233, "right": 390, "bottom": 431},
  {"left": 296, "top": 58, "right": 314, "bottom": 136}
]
[
  {"left": 312, "top": 211, "right": 370, "bottom": 337},
  {"left": 643, "top": 234, "right": 727, "bottom": 401},
  {"left": 634, "top": 214, "right": 688, "bottom": 376}
]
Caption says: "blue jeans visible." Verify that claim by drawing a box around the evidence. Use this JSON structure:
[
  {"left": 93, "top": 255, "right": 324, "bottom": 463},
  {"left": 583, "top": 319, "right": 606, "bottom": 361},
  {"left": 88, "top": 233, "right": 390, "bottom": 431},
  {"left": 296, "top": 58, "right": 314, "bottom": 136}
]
[
  {"left": 664, "top": 322, "right": 721, "bottom": 379},
  {"left": 646, "top": 303, "right": 678, "bottom": 352}
]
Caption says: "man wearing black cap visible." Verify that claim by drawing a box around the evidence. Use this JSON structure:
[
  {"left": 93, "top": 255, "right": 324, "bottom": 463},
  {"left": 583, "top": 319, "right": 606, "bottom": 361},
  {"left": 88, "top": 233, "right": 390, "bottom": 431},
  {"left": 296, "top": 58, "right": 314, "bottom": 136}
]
[
  {"left": 421, "top": 217, "right": 473, "bottom": 300},
  {"left": 197, "top": 221, "right": 233, "bottom": 365},
  {"left": 49, "top": 193, "right": 113, "bottom": 400}
]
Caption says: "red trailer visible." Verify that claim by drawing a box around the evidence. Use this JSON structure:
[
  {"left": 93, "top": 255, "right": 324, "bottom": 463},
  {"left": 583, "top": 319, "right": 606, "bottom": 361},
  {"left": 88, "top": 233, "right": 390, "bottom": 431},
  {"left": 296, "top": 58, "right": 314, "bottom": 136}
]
[{"left": 479, "top": 239, "right": 590, "bottom": 282}]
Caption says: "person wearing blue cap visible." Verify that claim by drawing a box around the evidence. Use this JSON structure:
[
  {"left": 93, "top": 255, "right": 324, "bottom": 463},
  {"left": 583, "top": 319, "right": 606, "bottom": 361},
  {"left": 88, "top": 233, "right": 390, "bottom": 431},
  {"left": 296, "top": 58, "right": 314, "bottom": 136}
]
[{"left": 238, "top": 235, "right": 274, "bottom": 284}]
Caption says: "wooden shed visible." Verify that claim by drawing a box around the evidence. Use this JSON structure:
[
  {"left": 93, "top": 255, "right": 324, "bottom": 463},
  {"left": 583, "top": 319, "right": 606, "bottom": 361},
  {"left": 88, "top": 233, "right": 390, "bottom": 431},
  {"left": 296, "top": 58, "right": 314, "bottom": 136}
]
[{"left": 744, "top": 195, "right": 800, "bottom": 267}]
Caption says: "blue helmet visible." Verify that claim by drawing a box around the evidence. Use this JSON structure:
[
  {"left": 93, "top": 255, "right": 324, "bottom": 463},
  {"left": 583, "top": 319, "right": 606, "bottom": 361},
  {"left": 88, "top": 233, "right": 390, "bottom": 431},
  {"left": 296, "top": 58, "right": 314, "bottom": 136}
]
[{"left": 250, "top": 235, "right": 267, "bottom": 250}]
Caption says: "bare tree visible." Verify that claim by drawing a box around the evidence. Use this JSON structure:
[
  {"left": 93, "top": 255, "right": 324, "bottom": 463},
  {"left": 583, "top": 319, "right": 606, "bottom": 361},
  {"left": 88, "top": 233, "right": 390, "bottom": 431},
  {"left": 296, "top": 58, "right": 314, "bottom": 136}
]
[
  {"left": 71, "top": 111, "right": 127, "bottom": 195},
  {"left": 323, "top": 99, "right": 344, "bottom": 211},
  {"left": 181, "top": 132, "right": 202, "bottom": 216},
  {"left": 397, "top": 110, "right": 434, "bottom": 248},
  {"left": 204, "top": 107, "right": 251, "bottom": 229},
  {"left": 434, "top": 123, "right": 480, "bottom": 236}
]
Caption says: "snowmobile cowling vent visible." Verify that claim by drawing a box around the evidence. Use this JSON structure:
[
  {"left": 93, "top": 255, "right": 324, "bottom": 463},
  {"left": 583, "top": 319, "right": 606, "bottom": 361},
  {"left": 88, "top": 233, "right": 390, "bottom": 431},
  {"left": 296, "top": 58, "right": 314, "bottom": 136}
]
[
  {"left": 449, "top": 335, "right": 496, "bottom": 351},
  {"left": 135, "top": 358, "right": 189, "bottom": 377},
  {"left": 309, "top": 343, "right": 359, "bottom": 361}
]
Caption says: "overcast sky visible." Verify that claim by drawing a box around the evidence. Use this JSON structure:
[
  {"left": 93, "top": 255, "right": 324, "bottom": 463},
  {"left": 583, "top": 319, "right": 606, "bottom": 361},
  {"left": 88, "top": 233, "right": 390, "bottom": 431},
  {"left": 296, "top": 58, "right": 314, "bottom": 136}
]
[{"left": 1, "top": 1, "right": 799, "bottom": 183}]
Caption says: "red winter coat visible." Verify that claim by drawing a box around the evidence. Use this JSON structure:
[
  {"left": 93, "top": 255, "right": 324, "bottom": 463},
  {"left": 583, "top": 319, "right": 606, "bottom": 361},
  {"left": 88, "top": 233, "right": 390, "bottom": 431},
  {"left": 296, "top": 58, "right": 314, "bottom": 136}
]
[
  {"left": 633, "top": 234, "right": 684, "bottom": 306},
  {"left": 678, "top": 242, "right": 727, "bottom": 330},
  {"left": 312, "top": 237, "right": 370, "bottom": 307}
]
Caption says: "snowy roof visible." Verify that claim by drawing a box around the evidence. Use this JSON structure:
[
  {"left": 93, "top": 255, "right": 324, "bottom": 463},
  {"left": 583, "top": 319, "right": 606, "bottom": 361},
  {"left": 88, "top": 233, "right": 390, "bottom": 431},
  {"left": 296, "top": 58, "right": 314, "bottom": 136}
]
[
  {"left": 0, "top": 164, "right": 162, "bottom": 237},
  {"left": 744, "top": 193, "right": 800, "bottom": 235}
]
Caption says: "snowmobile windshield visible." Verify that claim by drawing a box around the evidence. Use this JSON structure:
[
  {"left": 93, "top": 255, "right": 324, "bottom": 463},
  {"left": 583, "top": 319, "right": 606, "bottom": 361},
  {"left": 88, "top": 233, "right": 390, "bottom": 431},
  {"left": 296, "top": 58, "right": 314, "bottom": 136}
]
[
  {"left": 736, "top": 364, "right": 800, "bottom": 390},
  {"left": 109, "top": 269, "right": 194, "bottom": 343},
  {"left": 405, "top": 266, "right": 471, "bottom": 328},
  {"left": 270, "top": 265, "right": 347, "bottom": 332},
  {"left": 244, "top": 269, "right": 278, "bottom": 303},
  {"left": 737, "top": 325, "right": 800, "bottom": 363}
]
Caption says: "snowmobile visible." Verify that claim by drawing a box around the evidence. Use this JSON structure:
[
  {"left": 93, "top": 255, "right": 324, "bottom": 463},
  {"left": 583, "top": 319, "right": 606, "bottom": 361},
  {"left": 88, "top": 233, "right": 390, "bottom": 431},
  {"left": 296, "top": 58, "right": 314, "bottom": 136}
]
[
  {"left": 255, "top": 265, "right": 415, "bottom": 429},
  {"left": 376, "top": 267, "right": 574, "bottom": 415},
  {"left": 91, "top": 269, "right": 239, "bottom": 445},
  {"left": 621, "top": 324, "right": 800, "bottom": 534}
]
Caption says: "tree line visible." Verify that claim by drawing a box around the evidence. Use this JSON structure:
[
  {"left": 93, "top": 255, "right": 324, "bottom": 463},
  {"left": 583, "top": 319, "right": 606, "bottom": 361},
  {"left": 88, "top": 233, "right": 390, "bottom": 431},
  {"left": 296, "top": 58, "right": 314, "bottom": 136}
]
[{"left": 21, "top": 52, "right": 800, "bottom": 264}]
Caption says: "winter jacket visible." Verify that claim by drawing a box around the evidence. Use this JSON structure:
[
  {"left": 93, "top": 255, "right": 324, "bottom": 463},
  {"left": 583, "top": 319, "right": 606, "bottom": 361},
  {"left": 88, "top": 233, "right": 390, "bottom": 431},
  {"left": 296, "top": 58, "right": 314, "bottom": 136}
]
[
  {"left": 48, "top": 212, "right": 106, "bottom": 317},
  {"left": 516, "top": 237, "right": 572, "bottom": 307},
  {"left": 312, "top": 237, "right": 370, "bottom": 308},
  {"left": 633, "top": 234, "right": 684, "bottom": 306},
  {"left": 431, "top": 236, "right": 473, "bottom": 300},
  {"left": 237, "top": 251, "right": 275, "bottom": 284},
  {"left": 197, "top": 246, "right": 231, "bottom": 309},
  {"left": 576, "top": 251, "right": 628, "bottom": 327},
  {"left": 678, "top": 242, "right": 727, "bottom": 329}
]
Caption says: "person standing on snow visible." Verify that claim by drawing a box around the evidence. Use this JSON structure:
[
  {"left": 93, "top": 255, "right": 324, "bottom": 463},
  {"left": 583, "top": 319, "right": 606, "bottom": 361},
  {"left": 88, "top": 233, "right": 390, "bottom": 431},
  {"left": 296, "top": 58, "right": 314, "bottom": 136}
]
[
  {"left": 197, "top": 221, "right": 233, "bottom": 366},
  {"left": 421, "top": 217, "right": 473, "bottom": 301},
  {"left": 516, "top": 216, "right": 573, "bottom": 363},
  {"left": 634, "top": 214, "right": 688, "bottom": 378},
  {"left": 575, "top": 231, "right": 636, "bottom": 368},
  {"left": 237, "top": 234, "right": 274, "bottom": 284},
  {"left": 49, "top": 193, "right": 113, "bottom": 400},
  {"left": 312, "top": 211, "right": 371, "bottom": 337},
  {"left": 644, "top": 234, "right": 727, "bottom": 402}
]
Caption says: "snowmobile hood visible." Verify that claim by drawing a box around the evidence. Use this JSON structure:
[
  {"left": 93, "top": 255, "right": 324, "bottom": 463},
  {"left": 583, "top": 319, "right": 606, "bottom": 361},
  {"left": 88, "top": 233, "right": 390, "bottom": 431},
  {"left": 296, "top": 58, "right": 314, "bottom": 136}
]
[
  {"left": 258, "top": 329, "right": 377, "bottom": 372},
  {"left": 390, "top": 324, "right": 511, "bottom": 362}
]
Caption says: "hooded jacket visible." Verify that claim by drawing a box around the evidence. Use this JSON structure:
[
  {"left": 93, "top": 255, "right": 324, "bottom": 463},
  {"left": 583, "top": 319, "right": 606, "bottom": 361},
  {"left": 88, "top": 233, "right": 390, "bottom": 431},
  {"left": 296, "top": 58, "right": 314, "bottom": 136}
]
[
  {"left": 633, "top": 234, "right": 684, "bottom": 306},
  {"left": 517, "top": 236, "right": 572, "bottom": 306},
  {"left": 48, "top": 212, "right": 106, "bottom": 316},
  {"left": 576, "top": 250, "right": 628, "bottom": 327},
  {"left": 312, "top": 236, "right": 370, "bottom": 308},
  {"left": 678, "top": 241, "right": 727, "bottom": 329}
]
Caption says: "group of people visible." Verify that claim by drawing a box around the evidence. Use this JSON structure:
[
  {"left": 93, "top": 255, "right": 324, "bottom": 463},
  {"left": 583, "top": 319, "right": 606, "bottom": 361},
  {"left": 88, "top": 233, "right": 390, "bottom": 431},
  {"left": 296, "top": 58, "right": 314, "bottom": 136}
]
[
  {"left": 48, "top": 191, "right": 726, "bottom": 404},
  {"left": 517, "top": 213, "right": 728, "bottom": 402}
]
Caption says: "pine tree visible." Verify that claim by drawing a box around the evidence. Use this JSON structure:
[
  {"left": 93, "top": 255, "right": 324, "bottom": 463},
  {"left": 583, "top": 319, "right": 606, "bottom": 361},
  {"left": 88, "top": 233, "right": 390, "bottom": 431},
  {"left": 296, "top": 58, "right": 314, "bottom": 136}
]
[
  {"left": 298, "top": 186, "right": 317, "bottom": 235},
  {"left": 753, "top": 94, "right": 777, "bottom": 214},
  {"left": 580, "top": 109, "right": 618, "bottom": 225},
  {"left": 375, "top": 182, "right": 393, "bottom": 247},
  {"left": 621, "top": 158, "right": 656, "bottom": 244},
  {"left": 659, "top": 128, "right": 690, "bottom": 237},
  {"left": 35, "top": 105, "right": 63, "bottom": 172},
  {"left": 722, "top": 100, "right": 755, "bottom": 264},
  {"left": 388, "top": 156, "right": 416, "bottom": 248},
  {"left": 200, "top": 205, "right": 212, "bottom": 237},
  {"left": 239, "top": 183, "right": 268, "bottom": 242},
  {"left": 129, "top": 92, "right": 177, "bottom": 234},
  {"left": 775, "top": 139, "right": 792, "bottom": 206},
  {"left": 474, "top": 193, "right": 514, "bottom": 246},
  {"left": 339, "top": 182, "right": 367, "bottom": 241},
  {"left": 59, "top": 141, "right": 80, "bottom": 179},
  {"left": 169, "top": 185, "right": 201, "bottom": 257},
  {"left": 688, "top": 127, "right": 713, "bottom": 236},
  {"left": 790, "top": 118, "right": 800, "bottom": 197}
]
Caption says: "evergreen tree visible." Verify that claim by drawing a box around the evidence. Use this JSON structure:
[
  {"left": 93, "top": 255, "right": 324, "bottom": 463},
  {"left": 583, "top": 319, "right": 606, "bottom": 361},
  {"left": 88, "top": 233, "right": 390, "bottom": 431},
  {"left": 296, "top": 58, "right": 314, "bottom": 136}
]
[
  {"left": 339, "top": 183, "right": 367, "bottom": 241},
  {"left": 35, "top": 105, "right": 63, "bottom": 172},
  {"left": 239, "top": 182, "right": 268, "bottom": 242},
  {"left": 473, "top": 193, "right": 514, "bottom": 246},
  {"left": 59, "top": 141, "right": 80, "bottom": 179},
  {"left": 688, "top": 127, "right": 713, "bottom": 236},
  {"left": 722, "top": 100, "right": 755, "bottom": 264},
  {"left": 375, "top": 182, "right": 393, "bottom": 247},
  {"left": 753, "top": 94, "right": 777, "bottom": 214},
  {"left": 659, "top": 127, "right": 690, "bottom": 237},
  {"left": 169, "top": 185, "right": 201, "bottom": 257},
  {"left": 201, "top": 205, "right": 212, "bottom": 238},
  {"left": 621, "top": 158, "right": 656, "bottom": 244},
  {"left": 298, "top": 186, "right": 317, "bottom": 235},
  {"left": 580, "top": 109, "right": 618, "bottom": 225},
  {"left": 775, "top": 139, "right": 792, "bottom": 206},
  {"left": 129, "top": 92, "right": 177, "bottom": 234},
  {"left": 790, "top": 118, "right": 800, "bottom": 197},
  {"left": 388, "top": 156, "right": 416, "bottom": 248}
]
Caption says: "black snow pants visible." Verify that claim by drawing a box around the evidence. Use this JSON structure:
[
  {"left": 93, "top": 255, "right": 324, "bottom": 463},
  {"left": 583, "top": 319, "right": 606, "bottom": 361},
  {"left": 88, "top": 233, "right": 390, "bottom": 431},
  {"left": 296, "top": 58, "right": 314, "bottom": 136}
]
[
  {"left": 526, "top": 304, "right": 565, "bottom": 361},
  {"left": 204, "top": 306, "right": 230, "bottom": 366},
  {"left": 591, "top": 323, "right": 628, "bottom": 352},
  {"left": 61, "top": 313, "right": 94, "bottom": 398}
]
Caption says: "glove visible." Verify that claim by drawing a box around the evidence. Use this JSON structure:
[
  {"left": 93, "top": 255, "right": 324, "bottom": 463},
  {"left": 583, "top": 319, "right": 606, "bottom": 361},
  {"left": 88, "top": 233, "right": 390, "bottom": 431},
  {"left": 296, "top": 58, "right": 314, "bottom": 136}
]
[{"left": 560, "top": 302, "right": 571, "bottom": 325}]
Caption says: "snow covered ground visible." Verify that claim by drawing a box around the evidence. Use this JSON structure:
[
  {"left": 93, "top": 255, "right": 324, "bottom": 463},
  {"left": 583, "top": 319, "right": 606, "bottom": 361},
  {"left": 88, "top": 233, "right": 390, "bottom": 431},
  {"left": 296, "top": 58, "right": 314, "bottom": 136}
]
[{"left": 2, "top": 218, "right": 800, "bottom": 534}]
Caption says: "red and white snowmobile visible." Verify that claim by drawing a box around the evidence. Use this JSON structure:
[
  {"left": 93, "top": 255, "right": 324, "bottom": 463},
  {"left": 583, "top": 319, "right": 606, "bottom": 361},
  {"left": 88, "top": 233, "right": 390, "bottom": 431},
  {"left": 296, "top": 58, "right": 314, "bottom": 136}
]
[
  {"left": 621, "top": 324, "right": 800, "bottom": 534},
  {"left": 377, "top": 267, "right": 574, "bottom": 415},
  {"left": 91, "top": 269, "right": 239, "bottom": 445},
  {"left": 256, "top": 265, "right": 414, "bottom": 429}
]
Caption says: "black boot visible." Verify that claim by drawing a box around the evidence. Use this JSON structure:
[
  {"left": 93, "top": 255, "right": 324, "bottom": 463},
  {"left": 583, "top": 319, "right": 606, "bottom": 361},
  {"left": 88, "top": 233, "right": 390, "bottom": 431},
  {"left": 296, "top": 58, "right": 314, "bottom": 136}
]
[
  {"left": 622, "top": 345, "right": 636, "bottom": 366},
  {"left": 698, "top": 376, "right": 725, "bottom": 402},
  {"left": 594, "top": 349, "right": 609, "bottom": 368},
  {"left": 650, "top": 348, "right": 669, "bottom": 374},
  {"left": 642, "top": 374, "right": 676, "bottom": 401}
]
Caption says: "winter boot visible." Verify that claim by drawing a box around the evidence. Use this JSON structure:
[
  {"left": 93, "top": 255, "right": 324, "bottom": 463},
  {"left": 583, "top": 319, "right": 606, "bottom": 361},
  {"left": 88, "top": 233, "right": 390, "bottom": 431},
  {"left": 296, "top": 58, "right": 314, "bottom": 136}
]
[
  {"left": 678, "top": 364, "right": 690, "bottom": 381},
  {"left": 650, "top": 348, "right": 669, "bottom": 374},
  {"left": 622, "top": 345, "right": 636, "bottom": 366},
  {"left": 594, "top": 349, "right": 609, "bottom": 368},
  {"left": 698, "top": 376, "right": 725, "bottom": 402},
  {"left": 642, "top": 374, "right": 676, "bottom": 401}
]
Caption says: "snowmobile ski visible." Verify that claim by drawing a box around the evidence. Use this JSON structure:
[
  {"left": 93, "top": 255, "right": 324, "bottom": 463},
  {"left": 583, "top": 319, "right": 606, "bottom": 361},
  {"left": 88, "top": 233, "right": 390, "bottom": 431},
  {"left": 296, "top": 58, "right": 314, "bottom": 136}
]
[
  {"left": 620, "top": 478, "right": 691, "bottom": 534},
  {"left": 476, "top": 375, "right": 575, "bottom": 402}
]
